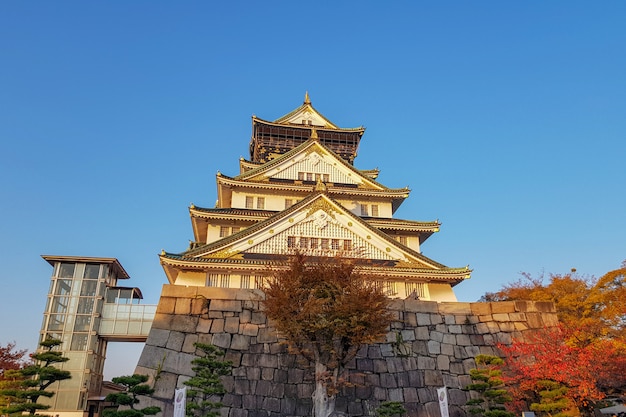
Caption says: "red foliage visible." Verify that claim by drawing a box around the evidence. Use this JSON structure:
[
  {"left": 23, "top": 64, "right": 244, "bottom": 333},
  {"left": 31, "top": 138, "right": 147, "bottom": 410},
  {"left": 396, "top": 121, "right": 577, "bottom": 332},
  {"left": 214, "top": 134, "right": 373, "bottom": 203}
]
[
  {"left": 499, "top": 326, "right": 621, "bottom": 413},
  {"left": 0, "top": 342, "right": 29, "bottom": 379}
]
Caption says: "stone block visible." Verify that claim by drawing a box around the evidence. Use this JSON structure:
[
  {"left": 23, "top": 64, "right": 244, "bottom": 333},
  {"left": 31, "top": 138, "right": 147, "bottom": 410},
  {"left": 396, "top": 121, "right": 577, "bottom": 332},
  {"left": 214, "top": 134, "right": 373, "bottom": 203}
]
[
  {"left": 404, "top": 312, "right": 417, "bottom": 326},
  {"left": 208, "top": 311, "right": 224, "bottom": 319},
  {"left": 418, "top": 387, "right": 435, "bottom": 403},
  {"left": 170, "top": 315, "right": 199, "bottom": 333},
  {"left": 373, "top": 359, "right": 388, "bottom": 373},
  {"left": 166, "top": 331, "right": 185, "bottom": 351},
  {"left": 491, "top": 301, "right": 516, "bottom": 314},
  {"left": 437, "top": 354, "right": 450, "bottom": 371},
  {"left": 210, "top": 318, "right": 225, "bottom": 333},
  {"left": 444, "top": 314, "right": 456, "bottom": 325},
  {"left": 389, "top": 387, "right": 404, "bottom": 402},
  {"left": 448, "top": 388, "right": 468, "bottom": 406},
  {"left": 455, "top": 334, "right": 471, "bottom": 346},
  {"left": 251, "top": 311, "right": 266, "bottom": 324},
  {"left": 430, "top": 314, "right": 444, "bottom": 325},
  {"left": 280, "top": 397, "right": 296, "bottom": 415},
  {"left": 181, "top": 333, "right": 198, "bottom": 353},
  {"left": 401, "top": 329, "right": 416, "bottom": 341},
  {"left": 348, "top": 402, "right": 363, "bottom": 416},
  {"left": 415, "top": 326, "right": 430, "bottom": 340},
  {"left": 146, "top": 328, "right": 170, "bottom": 347},
  {"left": 498, "top": 321, "right": 515, "bottom": 332},
  {"left": 492, "top": 313, "right": 510, "bottom": 322},
  {"left": 209, "top": 299, "right": 243, "bottom": 312},
  {"left": 212, "top": 333, "right": 232, "bottom": 349},
  {"left": 258, "top": 354, "right": 278, "bottom": 368},
  {"left": 415, "top": 313, "right": 431, "bottom": 325},
  {"left": 404, "top": 387, "right": 419, "bottom": 402},
  {"left": 441, "top": 343, "right": 454, "bottom": 356},
  {"left": 297, "top": 383, "right": 314, "bottom": 399},
  {"left": 430, "top": 331, "right": 444, "bottom": 342},
  {"left": 231, "top": 334, "right": 251, "bottom": 351},
  {"left": 196, "top": 317, "right": 212, "bottom": 333},
  {"left": 448, "top": 324, "right": 462, "bottom": 334},
  {"left": 380, "top": 373, "right": 397, "bottom": 388},
  {"left": 162, "top": 285, "right": 198, "bottom": 299},
  {"left": 162, "top": 351, "right": 195, "bottom": 376},
  {"left": 156, "top": 297, "right": 176, "bottom": 314},
  {"left": 222, "top": 393, "right": 241, "bottom": 408},
  {"left": 367, "top": 345, "right": 382, "bottom": 359},
  {"left": 261, "top": 367, "right": 274, "bottom": 381},
  {"left": 234, "top": 379, "right": 249, "bottom": 395},
  {"left": 374, "top": 386, "right": 387, "bottom": 400},
  {"left": 470, "top": 302, "right": 492, "bottom": 316},
  {"left": 443, "top": 373, "right": 460, "bottom": 389},
  {"left": 427, "top": 340, "right": 441, "bottom": 354},
  {"left": 224, "top": 316, "right": 240, "bottom": 333},
  {"left": 174, "top": 298, "right": 191, "bottom": 315},
  {"left": 464, "top": 346, "right": 480, "bottom": 358},
  {"left": 355, "top": 385, "right": 372, "bottom": 399},
  {"left": 229, "top": 406, "right": 247, "bottom": 417},
  {"left": 380, "top": 343, "right": 394, "bottom": 357},
  {"left": 255, "top": 380, "right": 272, "bottom": 396},
  {"left": 438, "top": 302, "right": 472, "bottom": 315},
  {"left": 151, "top": 313, "right": 174, "bottom": 330},
  {"left": 424, "top": 369, "right": 443, "bottom": 386},
  {"left": 417, "top": 356, "right": 436, "bottom": 370},
  {"left": 356, "top": 358, "right": 374, "bottom": 372},
  {"left": 257, "top": 327, "right": 278, "bottom": 343}
]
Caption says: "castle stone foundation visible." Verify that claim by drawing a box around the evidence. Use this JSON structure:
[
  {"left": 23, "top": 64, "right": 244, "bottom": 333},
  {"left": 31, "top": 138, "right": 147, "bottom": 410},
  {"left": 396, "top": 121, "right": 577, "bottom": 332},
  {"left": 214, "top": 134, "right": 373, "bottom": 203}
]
[{"left": 135, "top": 285, "right": 558, "bottom": 417}]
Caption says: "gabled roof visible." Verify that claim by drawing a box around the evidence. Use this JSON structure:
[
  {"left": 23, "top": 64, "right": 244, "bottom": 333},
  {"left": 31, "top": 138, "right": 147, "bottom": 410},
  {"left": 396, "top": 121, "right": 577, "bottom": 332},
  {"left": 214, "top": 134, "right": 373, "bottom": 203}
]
[
  {"left": 265, "top": 92, "right": 363, "bottom": 132},
  {"left": 161, "top": 192, "right": 470, "bottom": 284},
  {"left": 234, "top": 137, "right": 401, "bottom": 192}
]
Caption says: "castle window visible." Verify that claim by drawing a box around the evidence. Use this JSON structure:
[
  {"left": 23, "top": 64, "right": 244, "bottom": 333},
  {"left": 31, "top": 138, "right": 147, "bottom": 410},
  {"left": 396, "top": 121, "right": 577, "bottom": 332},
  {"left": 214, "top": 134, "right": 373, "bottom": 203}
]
[
  {"left": 219, "top": 226, "right": 229, "bottom": 238},
  {"left": 343, "top": 240, "right": 352, "bottom": 251},
  {"left": 231, "top": 227, "right": 240, "bottom": 234},
  {"left": 220, "top": 274, "right": 230, "bottom": 287},
  {"left": 257, "top": 197, "right": 265, "bottom": 209},
  {"left": 360, "top": 204, "right": 369, "bottom": 216},
  {"left": 371, "top": 205, "right": 379, "bottom": 217},
  {"left": 285, "top": 199, "right": 293, "bottom": 209},
  {"left": 306, "top": 173, "right": 313, "bottom": 181},
  {"left": 241, "top": 275, "right": 250, "bottom": 289},
  {"left": 299, "top": 237, "right": 309, "bottom": 249},
  {"left": 323, "top": 174, "right": 329, "bottom": 182},
  {"left": 331, "top": 239, "right": 340, "bottom": 250},
  {"left": 245, "top": 196, "right": 254, "bottom": 209},
  {"left": 321, "top": 239, "right": 329, "bottom": 250},
  {"left": 287, "top": 236, "right": 296, "bottom": 248},
  {"left": 310, "top": 238, "right": 318, "bottom": 249},
  {"left": 298, "top": 172, "right": 304, "bottom": 181},
  {"left": 399, "top": 236, "right": 407, "bottom": 246}
]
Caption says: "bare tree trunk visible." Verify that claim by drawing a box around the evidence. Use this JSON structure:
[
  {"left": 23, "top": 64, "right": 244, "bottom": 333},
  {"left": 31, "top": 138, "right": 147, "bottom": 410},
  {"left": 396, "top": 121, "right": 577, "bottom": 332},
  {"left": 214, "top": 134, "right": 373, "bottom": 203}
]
[{"left": 312, "top": 360, "right": 336, "bottom": 417}]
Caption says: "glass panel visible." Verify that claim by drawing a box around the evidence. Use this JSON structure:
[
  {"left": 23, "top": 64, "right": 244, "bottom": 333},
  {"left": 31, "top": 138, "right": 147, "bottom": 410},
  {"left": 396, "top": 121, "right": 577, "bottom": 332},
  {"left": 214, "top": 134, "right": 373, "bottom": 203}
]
[
  {"left": 77, "top": 298, "right": 95, "bottom": 314},
  {"left": 119, "top": 289, "right": 132, "bottom": 302},
  {"left": 83, "top": 264, "right": 100, "bottom": 279},
  {"left": 74, "top": 315, "right": 91, "bottom": 332},
  {"left": 55, "top": 279, "right": 72, "bottom": 296},
  {"left": 80, "top": 280, "right": 98, "bottom": 297},
  {"left": 70, "top": 334, "right": 89, "bottom": 351},
  {"left": 51, "top": 297, "right": 69, "bottom": 314},
  {"left": 105, "top": 289, "right": 118, "bottom": 303},
  {"left": 47, "top": 314, "right": 66, "bottom": 331},
  {"left": 58, "top": 263, "right": 75, "bottom": 278}
]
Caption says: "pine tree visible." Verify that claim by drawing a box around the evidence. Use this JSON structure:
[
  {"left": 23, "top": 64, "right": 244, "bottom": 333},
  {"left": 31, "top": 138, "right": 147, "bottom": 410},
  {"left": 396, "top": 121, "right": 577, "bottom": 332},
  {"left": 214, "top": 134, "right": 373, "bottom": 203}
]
[
  {"left": 465, "top": 354, "right": 515, "bottom": 417},
  {"left": 0, "top": 338, "right": 71, "bottom": 415},
  {"left": 184, "top": 343, "right": 232, "bottom": 417},
  {"left": 103, "top": 374, "right": 161, "bottom": 417}
]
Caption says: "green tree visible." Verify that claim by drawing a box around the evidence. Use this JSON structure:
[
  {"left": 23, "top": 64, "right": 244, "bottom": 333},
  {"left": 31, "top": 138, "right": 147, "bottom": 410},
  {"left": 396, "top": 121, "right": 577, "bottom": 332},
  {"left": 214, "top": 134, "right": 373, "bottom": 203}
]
[
  {"left": 465, "top": 354, "right": 515, "bottom": 417},
  {"left": 103, "top": 374, "right": 161, "bottom": 417},
  {"left": 184, "top": 342, "right": 232, "bottom": 417},
  {"left": 262, "top": 253, "right": 393, "bottom": 417},
  {"left": 0, "top": 338, "right": 70, "bottom": 415},
  {"left": 530, "top": 380, "right": 577, "bottom": 417},
  {"left": 376, "top": 401, "right": 406, "bottom": 417}
]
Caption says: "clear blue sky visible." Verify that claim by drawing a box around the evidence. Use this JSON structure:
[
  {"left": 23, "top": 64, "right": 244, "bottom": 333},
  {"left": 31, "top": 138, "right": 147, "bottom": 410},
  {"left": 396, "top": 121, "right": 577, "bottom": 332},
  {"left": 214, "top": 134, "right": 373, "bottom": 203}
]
[{"left": 1, "top": 2, "right": 625, "bottom": 378}]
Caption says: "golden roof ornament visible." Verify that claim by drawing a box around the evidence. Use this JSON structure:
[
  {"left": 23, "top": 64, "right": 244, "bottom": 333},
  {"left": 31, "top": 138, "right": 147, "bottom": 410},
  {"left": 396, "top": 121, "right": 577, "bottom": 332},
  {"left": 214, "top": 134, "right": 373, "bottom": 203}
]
[
  {"left": 315, "top": 177, "right": 327, "bottom": 192},
  {"left": 310, "top": 126, "right": 318, "bottom": 139},
  {"left": 304, "top": 91, "right": 311, "bottom": 104}
]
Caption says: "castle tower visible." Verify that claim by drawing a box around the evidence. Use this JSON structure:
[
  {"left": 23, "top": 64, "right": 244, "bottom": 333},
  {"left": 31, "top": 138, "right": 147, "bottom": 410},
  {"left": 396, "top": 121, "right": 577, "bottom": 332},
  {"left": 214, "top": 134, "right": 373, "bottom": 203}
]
[{"left": 159, "top": 94, "right": 470, "bottom": 300}]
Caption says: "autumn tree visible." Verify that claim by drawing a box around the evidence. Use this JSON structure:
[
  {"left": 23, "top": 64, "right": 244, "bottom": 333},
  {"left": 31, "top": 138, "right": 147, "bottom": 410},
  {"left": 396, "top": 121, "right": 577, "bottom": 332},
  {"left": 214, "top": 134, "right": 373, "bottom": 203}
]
[
  {"left": 482, "top": 262, "right": 626, "bottom": 347},
  {"left": 464, "top": 354, "right": 515, "bottom": 417},
  {"left": 499, "top": 326, "right": 610, "bottom": 416},
  {"left": 262, "top": 253, "right": 393, "bottom": 417},
  {"left": 0, "top": 342, "right": 30, "bottom": 378},
  {"left": 103, "top": 374, "right": 161, "bottom": 417},
  {"left": 184, "top": 342, "right": 232, "bottom": 417},
  {"left": 0, "top": 338, "right": 71, "bottom": 415}
]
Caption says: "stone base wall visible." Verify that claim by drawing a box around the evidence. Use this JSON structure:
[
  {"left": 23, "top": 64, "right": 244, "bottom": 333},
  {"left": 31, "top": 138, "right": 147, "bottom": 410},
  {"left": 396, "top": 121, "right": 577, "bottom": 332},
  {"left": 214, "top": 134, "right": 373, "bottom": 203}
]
[{"left": 135, "top": 285, "right": 558, "bottom": 417}]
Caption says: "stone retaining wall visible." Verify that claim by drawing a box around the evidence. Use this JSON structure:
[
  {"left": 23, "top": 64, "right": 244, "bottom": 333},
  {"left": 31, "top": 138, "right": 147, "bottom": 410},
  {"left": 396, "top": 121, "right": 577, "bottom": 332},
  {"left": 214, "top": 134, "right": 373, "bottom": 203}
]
[{"left": 134, "top": 285, "right": 558, "bottom": 417}]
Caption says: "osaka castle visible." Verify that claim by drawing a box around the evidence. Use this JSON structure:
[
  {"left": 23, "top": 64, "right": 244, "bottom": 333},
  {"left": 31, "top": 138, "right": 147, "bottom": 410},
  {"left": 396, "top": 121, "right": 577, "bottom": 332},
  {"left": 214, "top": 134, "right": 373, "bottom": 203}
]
[{"left": 159, "top": 93, "right": 470, "bottom": 301}]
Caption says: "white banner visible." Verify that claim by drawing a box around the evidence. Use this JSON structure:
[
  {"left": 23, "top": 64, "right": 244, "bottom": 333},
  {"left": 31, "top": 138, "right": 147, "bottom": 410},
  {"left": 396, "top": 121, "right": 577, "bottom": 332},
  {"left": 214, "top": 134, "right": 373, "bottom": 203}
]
[
  {"left": 437, "top": 386, "right": 449, "bottom": 417},
  {"left": 174, "top": 387, "right": 186, "bottom": 417}
]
